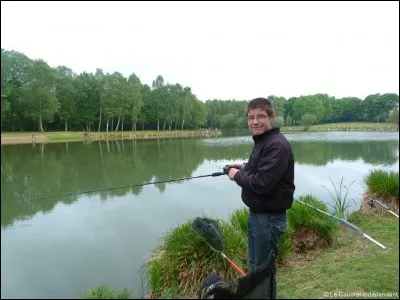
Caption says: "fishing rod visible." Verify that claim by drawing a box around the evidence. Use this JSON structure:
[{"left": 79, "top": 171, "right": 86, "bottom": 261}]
[
  {"left": 295, "top": 199, "right": 386, "bottom": 249},
  {"left": 209, "top": 163, "right": 387, "bottom": 249},
  {"left": 32, "top": 167, "right": 230, "bottom": 201},
  {"left": 368, "top": 200, "right": 399, "bottom": 218},
  {"left": 328, "top": 178, "right": 399, "bottom": 219}
]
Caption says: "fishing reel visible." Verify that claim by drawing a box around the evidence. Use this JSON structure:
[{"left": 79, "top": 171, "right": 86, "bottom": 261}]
[{"left": 222, "top": 165, "right": 231, "bottom": 175}]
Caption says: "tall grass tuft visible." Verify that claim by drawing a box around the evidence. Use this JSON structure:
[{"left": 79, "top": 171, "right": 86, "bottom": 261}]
[
  {"left": 79, "top": 284, "right": 134, "bottom": 299},
  {"left": 322, "top": 177, "right": 356, "bottom": 219},
  {"left": 228, "top": 207, "right": 249, "bottom": 235},
  {"left": 289, "top": 195, "right": 339, "bottom": 246},
  {"left": 228, "top": 206, "right": 292, "bottom": 263},
  {"left": 364, "top": 169, "right": 399, "bottom": 200},
  {"left": 142, "top": 217, "right": 247, "bottom": 298}
]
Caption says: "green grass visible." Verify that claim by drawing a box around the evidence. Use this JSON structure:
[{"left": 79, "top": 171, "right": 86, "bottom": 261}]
[
  {"left": 322, "top": 177, "right": 357, "bottom": 219},
  {"left": 278, "top": 212, "right": 399, "bottom": 298},
  {"left": 141, "top": 217, "right": 247, "bottom": 298},
  {"left": 289, "top": 195, "right": 339, "bottom": 246},
  {"left": 281, "top": 122, "right": 398, "bottom": 132},
  {"left": 228, "top": 207, "right": 249, "bottom": 235},
  {"left": 364, "top": 170, "right": 399, "bottom": 200}
]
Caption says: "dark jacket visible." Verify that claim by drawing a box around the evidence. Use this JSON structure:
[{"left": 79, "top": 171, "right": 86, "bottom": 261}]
[{"left": 234, "top": 127, "right": 295, "bottom": 213}]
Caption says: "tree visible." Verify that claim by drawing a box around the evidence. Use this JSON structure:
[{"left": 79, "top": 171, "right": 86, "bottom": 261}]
[
  {"left": 73, "top": 72, "right": 99, "bottom": 131},
  {"left": 1, "top": 49, "right": 34, "bottom": 131},
  {"left": 22, "top": 59, "right": 58, "bottom": 132},
  {"left": 285, "top": 115, "right": 293, "bottom": 126},
  {"left": 55, "top": 66, "right": 76, "bottom": 131},
  {"left": 389, "top": 107, "right": 399, "bottom": 125},
  {"left": 126, "top": 72, "right": 143, "bottom": 131},
  {"left": 300, "top": 113, "right": 317, "bottom": 126},
  {"left": 273, "top": 116, "right": 285, "bottom": 128}
]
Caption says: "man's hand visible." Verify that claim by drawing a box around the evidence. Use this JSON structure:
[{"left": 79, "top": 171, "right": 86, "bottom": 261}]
[
  {"left": 228, "top": 168, "right": 240, "bottom": 180},
  {"left": 227, "top": 163, "right": 245, "bottom": 169}
]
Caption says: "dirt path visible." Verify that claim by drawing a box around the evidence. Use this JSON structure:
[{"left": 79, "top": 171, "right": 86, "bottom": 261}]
[{"left": 1, "top": 135, "right": 47, "bottom": 145}]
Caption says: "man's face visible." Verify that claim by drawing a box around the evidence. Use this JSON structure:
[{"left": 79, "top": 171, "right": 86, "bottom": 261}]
[{"left": 247, "top": 108, "right": 273, "bottom": 135}]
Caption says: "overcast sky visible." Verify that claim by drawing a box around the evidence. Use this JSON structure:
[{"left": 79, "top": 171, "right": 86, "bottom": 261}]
[{"left": 1, "top": 1, "right": 399, "bottom": 101}]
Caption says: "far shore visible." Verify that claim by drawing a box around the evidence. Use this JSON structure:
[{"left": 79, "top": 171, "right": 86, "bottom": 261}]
[
  {"left": 1, "top": 122, "right": 398, "bottom": 145},
  {"left": 0, "top": 129, "right": 222, "bottom": 145}
]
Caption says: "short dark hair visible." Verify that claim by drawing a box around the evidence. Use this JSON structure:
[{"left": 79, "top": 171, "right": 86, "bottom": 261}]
[{"left": 247, "top": 97, "right": 274, "bottom": 117}]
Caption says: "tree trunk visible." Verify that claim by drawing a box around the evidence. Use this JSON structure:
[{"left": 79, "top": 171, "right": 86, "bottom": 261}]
[
  {"left": 106, "top": 119, "right": 109, "bottom": 132},
  {"left": 39, "top": 117, "right": 44, "bottom": 132},
  {"left": 115, "top": 115, "right": 120, "bottom": 131},
  {"left": 98, "top": 106, "right": 102, "bottom": 132},
  {"left": 65, "top": 120, "right": 68, "bottom": 132},
  {"left": 157, "top": 116, "right": 159, "bottom": 131}
]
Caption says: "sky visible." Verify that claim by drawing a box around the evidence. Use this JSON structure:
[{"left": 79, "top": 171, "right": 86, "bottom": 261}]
[{"left": 1, "top": 1, "right": 399, "bottom": 101}]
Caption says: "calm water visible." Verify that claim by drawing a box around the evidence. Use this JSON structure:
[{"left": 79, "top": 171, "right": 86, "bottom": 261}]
[{"left": 1, "top": 131, "right": 399, "bottom": 298}]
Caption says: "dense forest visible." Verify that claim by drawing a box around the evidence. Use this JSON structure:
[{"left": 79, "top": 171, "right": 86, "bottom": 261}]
[{"left": 1, "top": 49, "right": 399, "bottom": 132}]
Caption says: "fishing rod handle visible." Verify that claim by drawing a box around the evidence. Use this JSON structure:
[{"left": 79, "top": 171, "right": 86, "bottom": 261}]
[
  {"left": 341, "top": 219, "right": 361, "bottom": 233},
  {"left": 220, "top": 252, "right": 246, "bottom": 276},
  {"left": 225, "top": 257, "right": 246, "bottom": 276},
  {"left": 363, "top": 233, "right": 386, "bottom": 249},
  {"left": 212, "top": 172, "right": 225, "bottom": 177},
  {"left": 373, "top": 200, "right": 390, "bottom": 210}
]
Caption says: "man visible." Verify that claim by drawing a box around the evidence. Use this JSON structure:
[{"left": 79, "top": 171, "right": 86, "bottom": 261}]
[{"left": 227, "top": 97, "right": 295, "bottom": 299}]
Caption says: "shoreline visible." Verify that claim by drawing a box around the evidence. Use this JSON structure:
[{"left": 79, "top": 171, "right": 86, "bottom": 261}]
[
  {"left": 0, "top": 130, "right": 222, "bottom": 145},
  {"left": 2, "top": 124, "right": 398, "bottom": 145}
]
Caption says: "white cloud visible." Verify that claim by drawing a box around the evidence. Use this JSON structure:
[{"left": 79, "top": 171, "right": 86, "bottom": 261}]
[{"left": 1, "top": 1, "right": 399, "bottom": 100}]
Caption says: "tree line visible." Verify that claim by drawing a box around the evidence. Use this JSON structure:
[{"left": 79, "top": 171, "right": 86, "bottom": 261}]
[{"left": 1, "top": 48, "right": 399, "bottom": 132}]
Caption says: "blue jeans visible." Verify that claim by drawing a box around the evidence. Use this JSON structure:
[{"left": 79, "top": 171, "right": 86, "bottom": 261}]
[{"left": 248, "top": 212, "right": 287, "bottom": 299}]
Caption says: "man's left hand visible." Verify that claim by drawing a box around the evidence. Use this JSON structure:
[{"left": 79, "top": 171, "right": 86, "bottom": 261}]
[{"left": 228, "top": 168, "right": 239, "bottom": 180}]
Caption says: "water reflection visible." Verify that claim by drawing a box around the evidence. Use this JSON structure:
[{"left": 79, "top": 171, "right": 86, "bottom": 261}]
[{"left": 1, "top": 133, "right": 399, "bottom": 229}]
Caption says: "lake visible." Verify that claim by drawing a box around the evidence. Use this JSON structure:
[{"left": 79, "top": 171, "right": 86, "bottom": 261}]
[{"left": 1, "top": 131, "right": 399, "bottom": 298}]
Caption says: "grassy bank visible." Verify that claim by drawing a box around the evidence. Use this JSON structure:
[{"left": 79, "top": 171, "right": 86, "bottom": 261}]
[
  {"left": 280, "top": 122, "right": 398, "bottom": 132},
  {"left": 141, "top": 192, "right": 398, "bottom": 298},
  {"left": 79, "top": 208, "right": 398, "bottom": 299},
  {"left": 278, "top": 211, "right": 399, "bottom": 298},
  {"left": 0, "top": 129, "right": 222, "bottom": 145}
]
